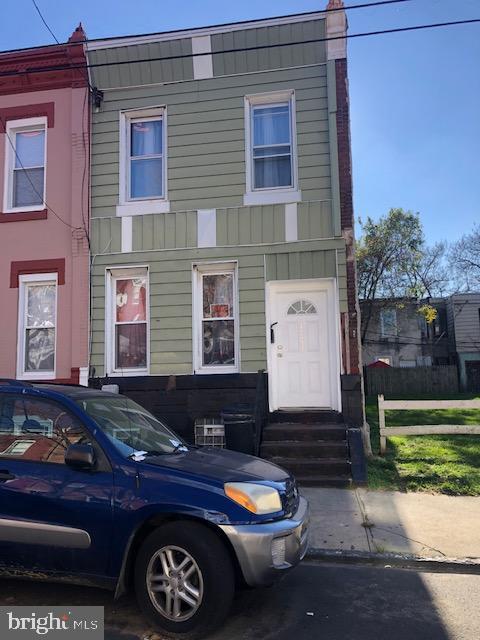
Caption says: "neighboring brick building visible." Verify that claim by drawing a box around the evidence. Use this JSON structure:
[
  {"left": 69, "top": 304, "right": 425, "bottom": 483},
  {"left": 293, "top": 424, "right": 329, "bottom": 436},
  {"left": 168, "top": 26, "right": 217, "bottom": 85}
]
[
  {"left": 360, "top": 298, "right": 449, "bottom": 368},
  {"left": 0, "top": 26, "right": 90, "bottom": 384}
]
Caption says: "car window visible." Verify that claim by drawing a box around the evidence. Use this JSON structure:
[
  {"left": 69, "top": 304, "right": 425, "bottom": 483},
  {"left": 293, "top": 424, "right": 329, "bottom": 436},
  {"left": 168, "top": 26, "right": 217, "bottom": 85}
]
[
  {"left": 0, "top": 394, "right": 93, "bottom": 465},
  {"left": 77, "top": 395, "right": 185, "bottom": 458}
]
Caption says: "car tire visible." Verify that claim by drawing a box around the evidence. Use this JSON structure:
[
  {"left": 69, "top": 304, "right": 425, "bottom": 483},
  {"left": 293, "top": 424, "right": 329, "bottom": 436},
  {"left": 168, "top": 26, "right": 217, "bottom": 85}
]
[{"left": 134, "top": 521, "right": 235, "bottom": 639}]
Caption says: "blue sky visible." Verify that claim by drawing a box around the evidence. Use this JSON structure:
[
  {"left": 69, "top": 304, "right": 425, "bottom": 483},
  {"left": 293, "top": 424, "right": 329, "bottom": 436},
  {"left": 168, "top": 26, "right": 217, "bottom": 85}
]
[{"left": 1, "top": 0, "right": 478, "bottom": 244}]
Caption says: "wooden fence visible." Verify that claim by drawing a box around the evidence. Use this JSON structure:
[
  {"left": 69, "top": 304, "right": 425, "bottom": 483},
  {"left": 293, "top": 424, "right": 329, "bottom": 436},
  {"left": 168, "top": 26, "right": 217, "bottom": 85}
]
[
  {"left": 378, "top": 395, "right": 480, "bottom": 454},
  {"left": 365, "top": 365, "right": 458, "bottom": 397}
]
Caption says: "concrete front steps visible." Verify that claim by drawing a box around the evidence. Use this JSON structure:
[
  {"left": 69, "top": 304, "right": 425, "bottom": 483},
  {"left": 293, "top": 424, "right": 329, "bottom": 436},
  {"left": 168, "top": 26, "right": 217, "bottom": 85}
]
[{"left": 260, "top": 411, "right": 352, "bottom": 487}]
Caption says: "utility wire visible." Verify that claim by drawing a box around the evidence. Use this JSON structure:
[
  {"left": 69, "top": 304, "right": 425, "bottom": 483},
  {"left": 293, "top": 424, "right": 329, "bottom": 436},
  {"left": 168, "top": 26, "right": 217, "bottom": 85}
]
[
  {"left": 31, "top": 0, "right": 60, "bottom": 44},
  {"left": 29, "top": 0, "right": 95, "bottom": 93},
  {"left": 0, "top": 115, "right": 82, "bottom": 231},
  {"left": 0, "top": 17, "right": 479, "bottom": 79},
  {"left": 0, "top": 0, "right": 416, "bottom": 56}
]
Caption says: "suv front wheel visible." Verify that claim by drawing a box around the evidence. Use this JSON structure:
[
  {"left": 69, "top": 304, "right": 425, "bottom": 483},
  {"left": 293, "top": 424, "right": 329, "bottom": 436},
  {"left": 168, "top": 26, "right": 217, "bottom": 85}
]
[{"left": 134, "top": 521, "right": 235, "bottom": 639}]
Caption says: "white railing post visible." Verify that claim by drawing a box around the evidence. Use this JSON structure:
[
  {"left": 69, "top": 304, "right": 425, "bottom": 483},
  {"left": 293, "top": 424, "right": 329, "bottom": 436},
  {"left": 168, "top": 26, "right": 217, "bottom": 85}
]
[
  {"left": 376, "top": 397, "right": 480, "bottom": 454},
  {"left": 378, "top": 394, "right": 387, "bottom": 455}
]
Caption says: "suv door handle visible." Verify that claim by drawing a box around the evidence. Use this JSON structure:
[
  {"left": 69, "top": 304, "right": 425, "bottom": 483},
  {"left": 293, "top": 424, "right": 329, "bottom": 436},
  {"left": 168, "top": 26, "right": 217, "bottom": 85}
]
[{"left": 0, "top": 470, "right": 15, "bottom": 482}]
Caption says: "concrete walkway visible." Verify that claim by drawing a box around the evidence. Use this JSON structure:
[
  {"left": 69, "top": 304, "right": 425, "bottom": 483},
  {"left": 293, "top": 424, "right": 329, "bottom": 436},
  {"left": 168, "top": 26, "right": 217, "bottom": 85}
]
[{"left": 302, "top": 487, "right": 480, "bottom": 563}]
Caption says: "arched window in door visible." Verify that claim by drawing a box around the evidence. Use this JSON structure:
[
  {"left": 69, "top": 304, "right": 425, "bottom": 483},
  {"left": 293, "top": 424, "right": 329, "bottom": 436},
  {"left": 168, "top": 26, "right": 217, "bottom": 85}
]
[{"left": 287, "top": 299, "right": 317, "bottom": 315}]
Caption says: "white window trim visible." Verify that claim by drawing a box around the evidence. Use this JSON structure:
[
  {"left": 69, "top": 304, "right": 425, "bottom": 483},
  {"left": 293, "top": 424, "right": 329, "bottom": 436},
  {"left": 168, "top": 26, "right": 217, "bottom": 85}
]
[
  {"left": 17, "top": 272, "right": 57, "bottom": 381},
  {"left": 105, "top": 266, "right": 150, "bottom": 376},
  {"left": 192, "top": 261, "right": 240, "bottom": 375},
  {"left": 3, "top": 116, "right": 47, "bottom": 213},
  {"left": 117, "top": 107, "right": 169, "bottom": 217},
  {"left": 380, "top": 308, "right": 398, "bottom": 338},
  {"left": 244, "top": 90, "right": 301, "bottom": 206}
]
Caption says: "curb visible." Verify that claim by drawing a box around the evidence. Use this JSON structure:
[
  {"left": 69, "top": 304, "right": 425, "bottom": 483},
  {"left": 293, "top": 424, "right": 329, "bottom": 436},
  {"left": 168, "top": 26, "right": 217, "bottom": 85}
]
[{"left": 305, "top": 547, "right": 480, "bottom": 575}]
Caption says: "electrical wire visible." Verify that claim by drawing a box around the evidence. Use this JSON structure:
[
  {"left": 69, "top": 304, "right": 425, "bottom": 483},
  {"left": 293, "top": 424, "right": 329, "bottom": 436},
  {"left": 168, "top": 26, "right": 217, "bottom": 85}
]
[
  {"left": 0, "top": 114, "right": 82, "bottom": 231},
  {"left": 29, "top": 0, "right": 96, "bottom": 94},
  {"left": 0, "top": 0, "right": 417, "bottom": 56},
  {"left": 0, "top": 17, "right": 479, "bottom": 80},
  {"left": 31, "top": 0, "right": 60, "bottom": 45}
]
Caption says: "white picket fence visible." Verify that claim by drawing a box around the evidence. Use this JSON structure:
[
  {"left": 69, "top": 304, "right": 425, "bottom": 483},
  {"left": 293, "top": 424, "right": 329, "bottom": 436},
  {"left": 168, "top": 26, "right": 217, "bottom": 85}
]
[{"left": 378, "top": 395, "right": 480, "bottom": 454}]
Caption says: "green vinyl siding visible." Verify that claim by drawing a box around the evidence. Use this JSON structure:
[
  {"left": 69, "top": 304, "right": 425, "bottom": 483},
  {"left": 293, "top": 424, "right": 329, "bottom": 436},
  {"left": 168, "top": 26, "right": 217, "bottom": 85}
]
[
  {"left": 298, "top": 201, "right": 334, "bottom": 240},
  {"left": 265, "top": 249, "right": 336, "bottom": 281},
  {"left": 87, "top": 16, "right": 354, "bottom": 379},
  {"left": 90, "top": 240, "right": 345, "bottom": 377},
  {"left": 90, "top": 217, "right": 122, "bottom": 254},
  {"left": 211, "top": 20, "right": 326, "bottom": 76},
  {"left": 87, "top": 38, "right": 194, "bottom": 90},
  {"left": 90, "top": 65, "right": 330, "bottom": 216},
  {"left": 132, "top": 211, "right": 197, "bottom": 251},
  {"left": 216, "top": 205, "right": 285, "bottom": 246}
]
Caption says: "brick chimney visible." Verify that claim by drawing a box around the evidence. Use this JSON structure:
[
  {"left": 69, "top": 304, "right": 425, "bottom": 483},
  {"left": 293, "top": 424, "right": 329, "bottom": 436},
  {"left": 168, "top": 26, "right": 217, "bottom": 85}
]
[
  {"left": 68, "top": 23, "right": 86, "bottom": 43},
  {"left": 326, "top": 0, "right": 347, "bottom": 60}
]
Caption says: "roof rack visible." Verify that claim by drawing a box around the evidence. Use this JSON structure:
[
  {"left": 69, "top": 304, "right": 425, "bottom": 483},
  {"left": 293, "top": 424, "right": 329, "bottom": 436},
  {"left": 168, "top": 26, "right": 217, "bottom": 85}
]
[{"left": 0, "top": 378, "right": 34, "bottom": 388}]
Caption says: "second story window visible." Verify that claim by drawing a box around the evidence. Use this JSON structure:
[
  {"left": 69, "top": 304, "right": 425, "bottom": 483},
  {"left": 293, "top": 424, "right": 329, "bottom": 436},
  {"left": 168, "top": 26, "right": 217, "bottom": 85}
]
[
  {"left": 4, "top": 117, "right": 46, "bottom": 212},
  {"left": 252, "top": 103, "right": 292, "bottom": 189},
  {"left": 244, "top": 90, "right": 300, "bottom": 206},
  {"left": 129, "top": 117, "right": 163, "bottom": 199},
  {"left": 118, "top": 107, "right": 169, "bottom": 215}
]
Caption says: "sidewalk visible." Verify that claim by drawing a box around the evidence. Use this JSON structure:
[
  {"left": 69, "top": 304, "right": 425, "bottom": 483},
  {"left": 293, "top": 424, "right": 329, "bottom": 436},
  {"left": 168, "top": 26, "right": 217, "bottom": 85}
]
[{"left": 302, "top": 487, "right": 480, "bottom": 568}]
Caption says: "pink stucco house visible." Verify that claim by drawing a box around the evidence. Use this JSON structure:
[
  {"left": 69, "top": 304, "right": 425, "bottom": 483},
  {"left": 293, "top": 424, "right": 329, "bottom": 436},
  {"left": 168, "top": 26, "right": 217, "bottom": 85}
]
[{"left": 0, "top": 26, "right": 90, "bottom": 385}]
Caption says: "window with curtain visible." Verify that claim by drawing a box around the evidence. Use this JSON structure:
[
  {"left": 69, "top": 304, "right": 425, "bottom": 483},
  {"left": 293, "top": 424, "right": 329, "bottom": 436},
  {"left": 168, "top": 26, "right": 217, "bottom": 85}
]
[
  {"left": 251, "top": 101, "right": 292, "bottom": 190},
  {"left": 6, "top": 123, "right": 46, "bottom": 210},
  {"left": 111, "top": 272, "right": 148, "bottom": 370},
  {"left": 128, "top": 117, "right": 163, "bottom": 199},
  {"left": 194, "top": 265, "right": 238, "bottom": 372},
  {"left": 18, "top": 274, "right": 56, "bottom": 378}
]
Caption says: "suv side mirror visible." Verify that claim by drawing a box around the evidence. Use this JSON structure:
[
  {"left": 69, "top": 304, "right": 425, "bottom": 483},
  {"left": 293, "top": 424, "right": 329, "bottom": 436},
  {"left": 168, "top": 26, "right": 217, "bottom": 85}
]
[{"left": 65, "top": 443, "right": 95, "bottom": 471}]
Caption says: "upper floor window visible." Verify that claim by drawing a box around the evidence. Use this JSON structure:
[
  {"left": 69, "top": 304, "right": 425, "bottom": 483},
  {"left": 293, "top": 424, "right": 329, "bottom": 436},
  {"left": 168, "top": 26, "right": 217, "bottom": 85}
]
[
  {"left": 3, "top": 117, "right": 46, "bottom": 212},
  {"left": 380, "top": 308, "right": 398, "bottom": 338},
  {"left": 118, "top": 108, "right": 169, "bottom": 216},
  {"left": 106, "top": 267, "right": 149, "bottom": 375},
  {"left": 252, "top": 103, "right": 292, "bottom": 189},
  {"left": 17, "top": 273, "right": 57, "bottom": 380},
  {"left": 244, "top": 91, "right": 300, "bottom": 206}
]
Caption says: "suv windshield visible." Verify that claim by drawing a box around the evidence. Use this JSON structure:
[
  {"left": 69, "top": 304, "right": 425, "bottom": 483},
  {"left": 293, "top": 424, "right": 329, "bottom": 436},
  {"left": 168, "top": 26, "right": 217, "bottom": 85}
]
[{"left": 76, "top": 395, "right": 187, "bottom": 458}]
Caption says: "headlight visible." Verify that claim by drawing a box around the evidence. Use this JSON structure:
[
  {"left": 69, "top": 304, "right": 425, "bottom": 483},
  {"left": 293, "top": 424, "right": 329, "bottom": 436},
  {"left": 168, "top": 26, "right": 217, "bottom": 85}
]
[{"left": 224, "top": 482, "right": 282, "bottom": 515}]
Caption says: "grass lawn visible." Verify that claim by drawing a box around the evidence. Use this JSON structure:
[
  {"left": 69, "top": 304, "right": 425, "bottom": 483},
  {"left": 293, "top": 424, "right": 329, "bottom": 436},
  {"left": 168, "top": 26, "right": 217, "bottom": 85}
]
[{"left": 366, "top": 393, "right": 480, "bottom": 496}]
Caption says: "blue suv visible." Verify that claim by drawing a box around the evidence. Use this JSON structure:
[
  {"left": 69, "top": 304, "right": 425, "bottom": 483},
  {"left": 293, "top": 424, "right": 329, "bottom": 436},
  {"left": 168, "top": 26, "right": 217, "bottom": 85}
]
[{"left": 0, "top": 381, "right": 308, "bottom": 638}]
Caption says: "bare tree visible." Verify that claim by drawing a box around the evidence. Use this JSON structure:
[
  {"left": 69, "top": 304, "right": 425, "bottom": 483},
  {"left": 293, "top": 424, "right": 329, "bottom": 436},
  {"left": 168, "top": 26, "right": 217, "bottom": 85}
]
[{"left": 448, "top": 225, "right": 480, "bottom": 292}]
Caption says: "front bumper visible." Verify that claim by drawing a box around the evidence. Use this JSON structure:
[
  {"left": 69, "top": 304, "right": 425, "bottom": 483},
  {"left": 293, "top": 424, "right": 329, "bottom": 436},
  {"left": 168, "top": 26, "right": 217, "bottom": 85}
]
[{"left": 219, "top": 495, "right": 309, "bottom": 587}]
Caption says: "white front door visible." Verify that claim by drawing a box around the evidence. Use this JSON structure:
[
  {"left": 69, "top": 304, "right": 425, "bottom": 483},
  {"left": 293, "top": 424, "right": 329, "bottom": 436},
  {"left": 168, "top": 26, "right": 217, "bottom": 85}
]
[{"left": 267, "top": 279, "right": 340, "bottom": 411}]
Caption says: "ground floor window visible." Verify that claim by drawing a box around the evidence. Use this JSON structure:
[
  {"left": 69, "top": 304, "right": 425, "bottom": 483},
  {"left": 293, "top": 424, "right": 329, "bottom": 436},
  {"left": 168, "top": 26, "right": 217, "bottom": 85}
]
[
  {"left": 106, "top": 267, "right": 149, "bottom": 374},
  {"left": 17, "top": 273, "right": 57, "bottom": 379},
  {"left": 193, "top": 262, "right": 239, "bottom": 373}
]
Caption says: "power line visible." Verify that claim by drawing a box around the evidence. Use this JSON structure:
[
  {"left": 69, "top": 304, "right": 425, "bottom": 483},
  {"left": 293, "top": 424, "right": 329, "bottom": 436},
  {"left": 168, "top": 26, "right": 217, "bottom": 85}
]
[
  {"left": 30, "top": 0, "right": 96, "bottom": 94},
  {"left": 0, "top": 17, "right": 479, "bottom": 80},
  {"left": 31, "top": 0, "right": 60, "bottom": 45},
  {"left": 0, "top": 115, "right": 82, "bottom": 231},
  {"left": 0, "top": 1, "right": 416, "bottom": 56}
]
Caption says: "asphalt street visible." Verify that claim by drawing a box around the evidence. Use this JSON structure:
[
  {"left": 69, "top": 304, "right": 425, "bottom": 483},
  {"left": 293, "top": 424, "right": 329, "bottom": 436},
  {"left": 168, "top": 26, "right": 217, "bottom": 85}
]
[{"left": 0, "top": 561, "right": 478, "bottom": 640}]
